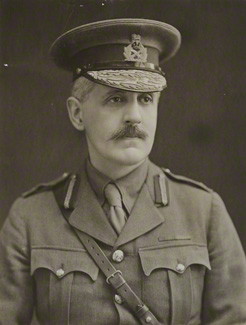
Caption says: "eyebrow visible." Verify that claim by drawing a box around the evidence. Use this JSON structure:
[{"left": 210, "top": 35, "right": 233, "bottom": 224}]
[
  {"left": 102, "top": 89, "right": 160, "bottom": 99},
  {"left": 104, "top": 89, "right": 125, "bottom": 97}
]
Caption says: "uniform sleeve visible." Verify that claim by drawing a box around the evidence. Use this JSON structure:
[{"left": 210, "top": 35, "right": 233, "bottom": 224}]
[
  {"left": 202, "top": 192, "right": 246, "bottom": 324},
  {"left": 0, "top": 199, "right": 34, "bottom": 324}
]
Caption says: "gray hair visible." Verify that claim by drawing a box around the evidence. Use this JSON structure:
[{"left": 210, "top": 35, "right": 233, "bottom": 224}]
[{"left": 71, "top": 76, "right": 96, "bottom": 103}]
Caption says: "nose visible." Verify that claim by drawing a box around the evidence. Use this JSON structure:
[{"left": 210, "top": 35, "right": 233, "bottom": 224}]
[{"left": 123, "top": 100, "right": 142, "bottom": 125}]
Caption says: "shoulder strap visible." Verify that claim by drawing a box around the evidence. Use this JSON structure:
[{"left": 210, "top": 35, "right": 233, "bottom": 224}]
[
  {"left": 22, "top": 173, "right": 71, "bottom": 198},
  {"left": 162, "top": 168, "right": 211, "bottom": 192}
]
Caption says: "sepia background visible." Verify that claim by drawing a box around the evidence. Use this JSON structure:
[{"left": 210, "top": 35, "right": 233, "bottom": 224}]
[{"left": 0, "top": 0, "right": 245, "bottom": 250}]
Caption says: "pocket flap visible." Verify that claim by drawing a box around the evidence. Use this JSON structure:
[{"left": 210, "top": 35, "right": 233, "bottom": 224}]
[
  {"left": 139, "top": 244, "right": 211, "bottom": 276},
  {"left": 31, "top": 247, "right": 99, "bottom": 281}
]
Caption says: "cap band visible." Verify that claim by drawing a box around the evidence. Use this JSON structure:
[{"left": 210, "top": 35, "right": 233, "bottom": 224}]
[{"left": 75, "top": 61, "right": 161, "bottom": 72}]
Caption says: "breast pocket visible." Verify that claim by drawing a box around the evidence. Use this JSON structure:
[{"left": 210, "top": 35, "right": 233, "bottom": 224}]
[
  {"left": 139, "top": 243, "right": 211, "bottom": 325},
  {"left": 31, "top": 247, "right": 99, "bottom": 325}
]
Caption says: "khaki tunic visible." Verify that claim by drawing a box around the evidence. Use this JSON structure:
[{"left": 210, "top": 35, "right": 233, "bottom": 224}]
[{"left": 0, "top": 161, "right": 246, "bottom": 324}]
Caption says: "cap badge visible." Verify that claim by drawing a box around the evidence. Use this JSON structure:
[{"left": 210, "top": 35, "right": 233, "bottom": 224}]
[{"left": 123, "top": 34, "right": 147, "bottom": 63}]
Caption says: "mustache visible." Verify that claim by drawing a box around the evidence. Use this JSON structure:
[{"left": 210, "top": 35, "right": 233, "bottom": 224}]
[{"left": 110, "top": 124, "right": 148, "bottom": 141}]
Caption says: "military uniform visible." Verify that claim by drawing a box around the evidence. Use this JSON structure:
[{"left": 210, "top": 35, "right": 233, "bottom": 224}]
[
  {"left": 0, "top": 159, "right": 246, "bottom": 324},
  {"left": 1, "top": 18, "right": 246, "bottom": 324}
]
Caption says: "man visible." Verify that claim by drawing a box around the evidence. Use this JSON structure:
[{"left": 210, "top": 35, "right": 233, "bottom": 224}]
[{"left": 0, "top": 18, "right": 246, "bottom": 325}]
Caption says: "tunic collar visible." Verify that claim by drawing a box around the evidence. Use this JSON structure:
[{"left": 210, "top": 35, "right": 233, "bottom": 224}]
[{"left": 86, "top": 158, "right": 149, "bottom": 214}]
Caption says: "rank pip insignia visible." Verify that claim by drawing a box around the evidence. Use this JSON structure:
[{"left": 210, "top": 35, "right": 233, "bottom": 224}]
[{"left": 123, "top": 34, "right": 148, "bottom": 62}]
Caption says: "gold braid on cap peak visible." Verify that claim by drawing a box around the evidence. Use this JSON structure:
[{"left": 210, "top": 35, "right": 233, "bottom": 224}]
[{"left": 87, "top": 69, "right": 167, "bottom": 92}]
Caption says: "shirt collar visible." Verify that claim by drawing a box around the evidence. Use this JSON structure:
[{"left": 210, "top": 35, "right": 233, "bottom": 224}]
[{"left": 86, "top": 158, "right": 149, "bottom": 214}]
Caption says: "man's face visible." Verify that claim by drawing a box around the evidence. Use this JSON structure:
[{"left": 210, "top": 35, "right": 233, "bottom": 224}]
[{"left": 73, "top": 83, "right": 160, "bottom": 168}]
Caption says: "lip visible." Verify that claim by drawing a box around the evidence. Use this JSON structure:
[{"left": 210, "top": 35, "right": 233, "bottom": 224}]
[
  {"left": 124, "top": 135, "right": 142, "bottom": 138},
  {"left": 119, "top": 138, "right": 144, "bottom": 146},
  {"left": 119, "top": 136, "right": 143, "bottom": 140}
]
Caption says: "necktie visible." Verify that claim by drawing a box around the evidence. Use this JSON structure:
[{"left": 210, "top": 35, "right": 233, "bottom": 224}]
[{"left": 104, "top": 183, "right": 127, "bottom": 235}]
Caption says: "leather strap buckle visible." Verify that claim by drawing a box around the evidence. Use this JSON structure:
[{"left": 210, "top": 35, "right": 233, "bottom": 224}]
[
  {"left": 136, "top": 304, "right": 149, "bottom": 317},
  {"left": 106, "top": 270, "right": 122, "bottom": 284}
]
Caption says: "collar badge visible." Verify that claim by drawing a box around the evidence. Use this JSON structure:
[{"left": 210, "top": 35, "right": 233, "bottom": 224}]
[{"left": 123, "top": 34, "right": 148, "bottom": 62}]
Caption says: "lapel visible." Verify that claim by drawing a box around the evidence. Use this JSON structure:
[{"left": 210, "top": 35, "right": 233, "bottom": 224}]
[
  {"left": 66, "top": 160, "right": 169, "bottom": 247},
  {"left": 115, "top": 183, "right": 165, "bottom": 247},
  {"left": 68, "top": 164, "right": 118, "bottom": 247},
  {"left": 115, "top": 162, "right": 167, "bottom": 247}
]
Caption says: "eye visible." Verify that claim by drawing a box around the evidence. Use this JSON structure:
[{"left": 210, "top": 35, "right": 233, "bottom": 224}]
[
  {"left": 108, "top": 95, "right": 125, "bottom": 103},
  {"left": 139, "top": 93, "right": 153, "bottom": 104}
]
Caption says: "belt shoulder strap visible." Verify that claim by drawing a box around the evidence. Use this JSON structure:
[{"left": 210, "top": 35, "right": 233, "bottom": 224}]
[
  {"left": 73, "top": 229, "right": 162, "bottom": 325},
  {"left": 52, "top": 180, "right": 162, "bottom": 325}
]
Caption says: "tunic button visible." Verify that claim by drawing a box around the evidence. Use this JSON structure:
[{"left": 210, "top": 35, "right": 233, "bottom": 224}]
[
  {"left": 112, "top": 250, "right": 124, "bottom": 263},
  {"left": 176, "top": 263, "right": 185, "bottom": 273},
  {"left": 56, "top": 268, "right": 65, "bottom": 277},
  {"left": 114, "top": 294, "right": 123, "bottom": 304},
  {"left": 145, "top": 316, "right": 152, "bottom": 323}
]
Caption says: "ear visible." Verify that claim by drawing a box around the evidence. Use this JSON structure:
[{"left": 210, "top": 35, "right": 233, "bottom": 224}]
[{"left": 66, "top": 96, "right": 85, "bottom": 131}]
